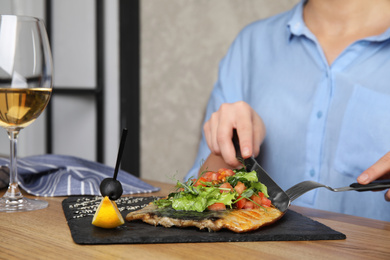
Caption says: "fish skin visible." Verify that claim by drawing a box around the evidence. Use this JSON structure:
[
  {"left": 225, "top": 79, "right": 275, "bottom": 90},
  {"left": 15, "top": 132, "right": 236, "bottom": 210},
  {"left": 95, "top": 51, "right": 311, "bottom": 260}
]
[{"left": 125, "top": 202, "right": 283, "bottom": 233}]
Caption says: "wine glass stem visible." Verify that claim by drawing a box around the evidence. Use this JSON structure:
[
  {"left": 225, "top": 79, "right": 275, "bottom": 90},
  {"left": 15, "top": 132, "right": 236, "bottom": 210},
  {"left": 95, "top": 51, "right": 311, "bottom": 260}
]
[{"left": 5, "top": 130, "right": 22, "bottom": 199}]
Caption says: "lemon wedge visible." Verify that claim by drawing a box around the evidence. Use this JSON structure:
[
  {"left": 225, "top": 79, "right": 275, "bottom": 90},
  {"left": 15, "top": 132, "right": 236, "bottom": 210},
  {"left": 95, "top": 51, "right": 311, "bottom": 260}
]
[{"left": 92, "top": 196, "right": 124, "bottom": 229}]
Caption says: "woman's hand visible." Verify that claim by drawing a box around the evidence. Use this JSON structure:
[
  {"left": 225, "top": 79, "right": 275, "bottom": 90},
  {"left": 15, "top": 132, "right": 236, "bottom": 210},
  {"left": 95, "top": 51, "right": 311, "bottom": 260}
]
[
  {"left": 203, "top": 101, "right": 266, "bottom": 168},
  {"left": 358, "top": 152, "right": 390, "bottom": 201}
]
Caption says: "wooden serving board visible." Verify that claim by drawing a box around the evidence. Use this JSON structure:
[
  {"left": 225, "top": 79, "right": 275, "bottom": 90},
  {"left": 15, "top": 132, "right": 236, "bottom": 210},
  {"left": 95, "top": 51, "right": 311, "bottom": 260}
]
[{"left": 62, "top": 196, "right": 346, "bottom": 245}]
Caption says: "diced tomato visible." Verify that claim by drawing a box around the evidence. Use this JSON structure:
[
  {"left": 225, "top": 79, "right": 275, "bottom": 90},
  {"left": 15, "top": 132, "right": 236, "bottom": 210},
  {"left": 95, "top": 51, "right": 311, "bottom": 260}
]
[
  {"left": 208, "top": 203, "right": 226, "bottom": 211},
  {"left": 201, "top": 172, "right": 214, "bottom": 181},
  {"left": 261, "top": 197, "right": 271, "bottom": 207},
  {"left": 250, "top": 194, "right": 263, "bottom": 209},
  {"left": 243, "top": 201, "right": 255, "bottom": 209},
  {"left": 219, "top": 182, "right": 233, "bottom": 193},
  {"left": 217, "top": 168, "right": 227, "bottom": 173},
  {"left": 202, "top": 171, "right": 212, "bottom": 180},
  {"left": 212, "top": 172, "right": 219, "bottom": 181},
  {"left": 235, "top": 196, "right": 247, "bottom": 209},
  {"left": 202, "top": 171, "right": 219, "bottom": 182},
  {"left": 246, "top": 192, "right": 271, "bottom": 207},
  {"left": 217, "top": 168, "right": 235, "bottom": 179},
  {"left": 261, "top": 198, "right": 271, "bottom": 207},
  {"left": 234, "top": 181, "right": 246, "bottom": 195},
  {"left": 194, "top": 177, "right": 207, "bottom": 187}
]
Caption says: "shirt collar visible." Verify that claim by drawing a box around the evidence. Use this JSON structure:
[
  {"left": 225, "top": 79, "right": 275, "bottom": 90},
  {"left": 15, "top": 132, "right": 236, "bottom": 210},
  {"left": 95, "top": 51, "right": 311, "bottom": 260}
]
[
  {"left": 364, "top": 27, "right": 390, "bottom": 43},
  {"left": 286, "top": 0, "right": 390, "bottom": 43},
  {"left": 286, "top": 0, "right": 312, "bottom": 42}
]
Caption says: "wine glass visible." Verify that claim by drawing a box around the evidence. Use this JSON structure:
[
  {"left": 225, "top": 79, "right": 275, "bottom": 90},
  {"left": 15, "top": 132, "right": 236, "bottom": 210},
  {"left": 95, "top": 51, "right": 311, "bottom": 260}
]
[{"left": 0, "top": 15, "right": 53, "bottom": 212}]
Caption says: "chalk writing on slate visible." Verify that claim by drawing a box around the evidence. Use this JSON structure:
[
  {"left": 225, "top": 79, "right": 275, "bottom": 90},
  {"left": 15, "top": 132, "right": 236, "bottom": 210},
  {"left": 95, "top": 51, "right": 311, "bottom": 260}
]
[{"left": 66, "top": 196, "right": 158, "bottom": 219}]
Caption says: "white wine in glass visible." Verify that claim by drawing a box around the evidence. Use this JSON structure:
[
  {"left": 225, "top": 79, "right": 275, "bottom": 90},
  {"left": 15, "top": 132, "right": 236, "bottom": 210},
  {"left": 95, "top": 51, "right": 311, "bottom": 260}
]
[{"left": 0, "top": 15, "right": 53, "bottom": 212}]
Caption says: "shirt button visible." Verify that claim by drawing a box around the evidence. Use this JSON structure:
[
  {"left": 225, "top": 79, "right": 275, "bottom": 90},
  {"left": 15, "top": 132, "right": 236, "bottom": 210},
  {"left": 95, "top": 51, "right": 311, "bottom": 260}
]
[
  {"left": 316, "top": 111, "right": 323, "bottom": 118},
  {"left": 309, "top": 169, "right": 315, "bottom": 177}
]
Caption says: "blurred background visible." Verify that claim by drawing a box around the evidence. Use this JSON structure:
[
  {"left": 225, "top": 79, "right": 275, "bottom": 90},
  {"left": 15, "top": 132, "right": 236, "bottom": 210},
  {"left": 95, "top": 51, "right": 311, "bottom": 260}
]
[{"left": 0, "top": 0, "right": 299, "bottom": 183}]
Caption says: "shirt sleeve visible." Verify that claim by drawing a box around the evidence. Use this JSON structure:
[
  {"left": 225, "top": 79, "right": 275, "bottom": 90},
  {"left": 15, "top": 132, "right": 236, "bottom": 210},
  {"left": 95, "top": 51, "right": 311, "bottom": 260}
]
[{"left": 184, "top": 32, "right": 247, "bottom": 180}]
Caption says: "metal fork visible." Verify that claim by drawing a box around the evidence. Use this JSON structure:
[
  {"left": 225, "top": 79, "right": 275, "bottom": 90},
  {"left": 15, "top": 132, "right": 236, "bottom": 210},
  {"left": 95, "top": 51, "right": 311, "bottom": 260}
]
[{"left": 285, "top": 179, "right": 390, "bottom": 202}]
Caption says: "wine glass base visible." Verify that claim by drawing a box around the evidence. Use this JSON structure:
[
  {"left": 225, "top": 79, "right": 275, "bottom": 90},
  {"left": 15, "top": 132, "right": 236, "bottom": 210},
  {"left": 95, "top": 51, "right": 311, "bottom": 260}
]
[{"left": 0, "top": 197, "right": 48, "bottom": 213}]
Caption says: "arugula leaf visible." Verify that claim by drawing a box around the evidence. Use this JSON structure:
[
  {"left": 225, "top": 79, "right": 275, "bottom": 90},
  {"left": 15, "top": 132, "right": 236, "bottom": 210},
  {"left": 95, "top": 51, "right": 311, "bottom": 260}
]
[
  {"left": 251, "top": 182, "right": 269, "bottom": 197},
  {"left": 234, "top": 170, "right": 258, "bottom": 182},
  {"left": 227, "top": 171, "right": 258, "bottom": 186},
  {"left": 241, "top": 188, "right": 254, "bottom": 198},
  {"left": 176, "top": 180, "right": 198, "bottom": 195}
]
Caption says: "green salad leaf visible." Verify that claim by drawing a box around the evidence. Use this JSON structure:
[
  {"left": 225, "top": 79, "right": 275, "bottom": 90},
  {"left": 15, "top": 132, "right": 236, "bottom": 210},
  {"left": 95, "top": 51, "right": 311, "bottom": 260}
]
[
  {"left": 154, "top": 169, "right": 269, "bottom": 212},
  {"left": 168, "top": 187, "right": 236, "bottom": 212}
]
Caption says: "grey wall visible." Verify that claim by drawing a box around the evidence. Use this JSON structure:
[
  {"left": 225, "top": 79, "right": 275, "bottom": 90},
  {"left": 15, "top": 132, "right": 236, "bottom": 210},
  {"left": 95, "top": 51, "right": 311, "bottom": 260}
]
[{"left": 140, "top": 0, "right": 300, "bottom": 183}]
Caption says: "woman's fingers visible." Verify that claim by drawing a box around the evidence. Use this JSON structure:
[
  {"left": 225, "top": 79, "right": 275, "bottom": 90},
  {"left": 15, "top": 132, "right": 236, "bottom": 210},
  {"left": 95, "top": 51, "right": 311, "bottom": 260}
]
[
  {"left": 358, "top": 152, "right": 390, "bottom": 202},
  {"left": 203, "top": 101, "right": 266, "bottom": 168}
]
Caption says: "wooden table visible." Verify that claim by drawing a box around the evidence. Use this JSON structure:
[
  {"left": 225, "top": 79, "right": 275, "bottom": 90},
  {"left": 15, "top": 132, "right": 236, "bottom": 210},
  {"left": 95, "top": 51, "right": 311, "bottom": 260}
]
[{"left": 1, "top": 180, "right": 389, "bottom": 260}]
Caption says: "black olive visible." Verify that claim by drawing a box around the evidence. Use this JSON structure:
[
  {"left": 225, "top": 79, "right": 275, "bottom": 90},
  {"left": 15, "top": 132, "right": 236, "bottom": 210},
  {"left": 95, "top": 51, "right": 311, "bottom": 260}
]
[{"left": 99, "top": 178, "right": 123, "bottom": 200}]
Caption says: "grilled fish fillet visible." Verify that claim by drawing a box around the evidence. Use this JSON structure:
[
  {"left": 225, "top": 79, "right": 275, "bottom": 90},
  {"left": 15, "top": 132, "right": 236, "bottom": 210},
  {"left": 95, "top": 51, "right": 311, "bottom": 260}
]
[{"left": 125, "top": 202, "right": 283, "bottom": 233}]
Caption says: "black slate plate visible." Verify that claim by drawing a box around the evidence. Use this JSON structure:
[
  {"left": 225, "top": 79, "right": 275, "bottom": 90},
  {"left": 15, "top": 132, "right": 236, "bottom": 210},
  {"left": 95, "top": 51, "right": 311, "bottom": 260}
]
[{"left": 62, "top": 196, "right": 346, "bottom": 245}]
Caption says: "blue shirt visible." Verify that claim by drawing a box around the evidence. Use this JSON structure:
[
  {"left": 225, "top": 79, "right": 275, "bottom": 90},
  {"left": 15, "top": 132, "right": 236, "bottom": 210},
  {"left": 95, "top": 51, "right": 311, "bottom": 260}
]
[{"left": 185, "top": 0, "right": 390, "bottom": 221}]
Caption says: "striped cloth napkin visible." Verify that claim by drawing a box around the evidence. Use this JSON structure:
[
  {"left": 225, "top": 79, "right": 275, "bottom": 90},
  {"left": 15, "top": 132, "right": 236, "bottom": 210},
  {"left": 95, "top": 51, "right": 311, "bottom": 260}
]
[{"left": 0, "top": 154, "right": 160, "bottom": 197}]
